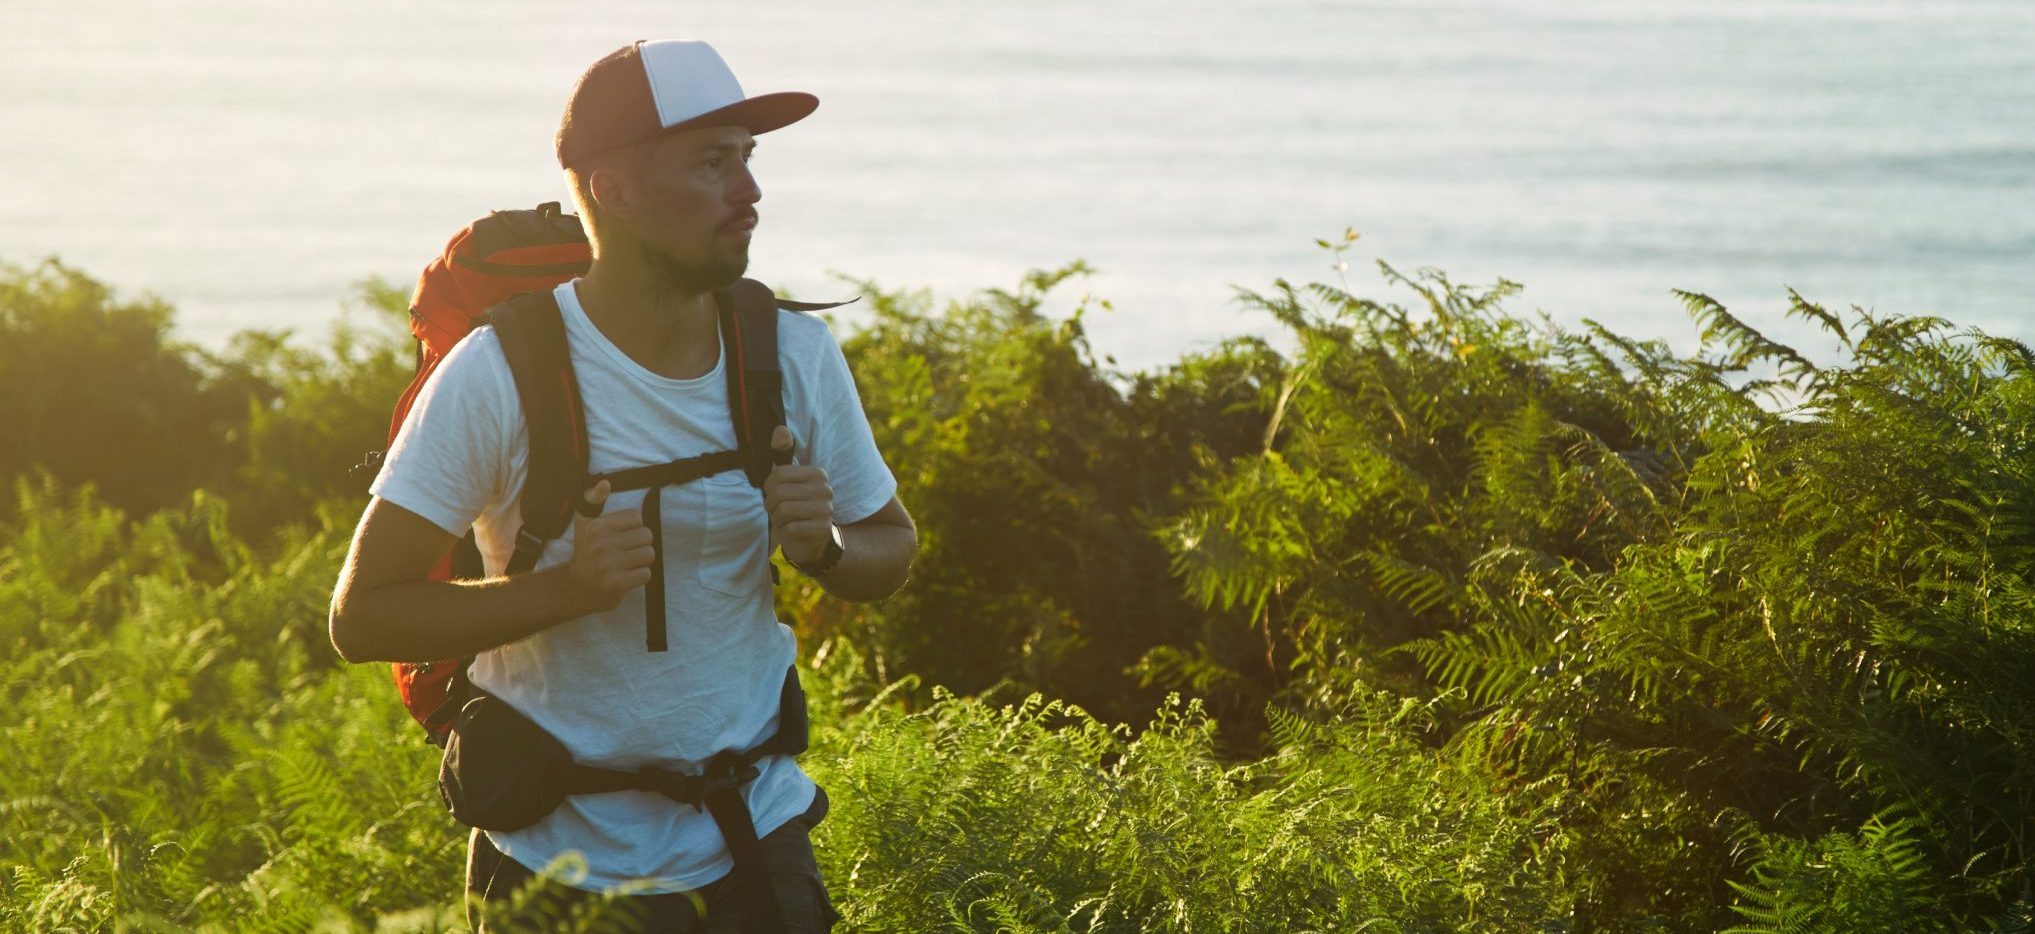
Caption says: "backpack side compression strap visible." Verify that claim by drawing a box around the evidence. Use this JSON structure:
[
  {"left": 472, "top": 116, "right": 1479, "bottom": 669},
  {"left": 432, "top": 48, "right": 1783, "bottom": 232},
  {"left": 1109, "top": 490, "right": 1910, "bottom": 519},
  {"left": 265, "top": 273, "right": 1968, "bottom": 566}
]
[{"left": 488, "top": 290, "right": 589, "bottom": 576}]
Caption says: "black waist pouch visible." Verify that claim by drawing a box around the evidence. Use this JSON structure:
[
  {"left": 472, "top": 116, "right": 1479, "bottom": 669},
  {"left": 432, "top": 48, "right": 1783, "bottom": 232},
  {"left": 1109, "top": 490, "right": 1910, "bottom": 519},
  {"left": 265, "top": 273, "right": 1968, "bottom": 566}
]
[{"left": 439, "top": 692, "right": 572, "bottom": 832}]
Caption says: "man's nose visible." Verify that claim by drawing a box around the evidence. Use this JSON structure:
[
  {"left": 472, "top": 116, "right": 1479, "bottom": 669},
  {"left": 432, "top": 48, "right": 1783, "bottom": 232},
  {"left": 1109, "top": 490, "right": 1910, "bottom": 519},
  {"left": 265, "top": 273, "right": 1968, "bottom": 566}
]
[{"left": 731, "top": 162, "right": 762, "bottom": 205}]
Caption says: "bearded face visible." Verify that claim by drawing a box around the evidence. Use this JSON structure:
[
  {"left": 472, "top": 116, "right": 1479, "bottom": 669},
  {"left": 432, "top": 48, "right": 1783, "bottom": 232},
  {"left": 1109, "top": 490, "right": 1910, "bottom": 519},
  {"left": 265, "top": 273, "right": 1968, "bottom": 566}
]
[{"left": 582, "top": 124, "right": 762, "bottom": 298}]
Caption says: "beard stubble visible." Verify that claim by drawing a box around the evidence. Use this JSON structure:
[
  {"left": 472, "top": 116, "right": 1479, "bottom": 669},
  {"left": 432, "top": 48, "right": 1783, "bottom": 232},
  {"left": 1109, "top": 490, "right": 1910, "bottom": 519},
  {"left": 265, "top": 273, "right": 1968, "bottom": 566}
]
[{"left": 640, "top": 237, "right": 749, "bottom": 295}]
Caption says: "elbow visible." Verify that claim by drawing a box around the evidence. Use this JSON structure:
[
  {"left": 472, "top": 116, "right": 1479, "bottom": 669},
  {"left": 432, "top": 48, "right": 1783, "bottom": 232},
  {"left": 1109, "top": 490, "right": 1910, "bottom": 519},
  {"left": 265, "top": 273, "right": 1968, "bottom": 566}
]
[
  {"left": 327, "top": 592, "right": 379, "bottom": 665},
  {"left": 832, "top": 557, "right": 912, "bottom": 605},
  {"left": 877, "top": 552, "right": 915, "bottom": 601},
  {"left": 885, "top": 527, "right": 918, "bottom": 598},
  {"left": 859, "top": 529, "right": 918, "bottom": 602}
]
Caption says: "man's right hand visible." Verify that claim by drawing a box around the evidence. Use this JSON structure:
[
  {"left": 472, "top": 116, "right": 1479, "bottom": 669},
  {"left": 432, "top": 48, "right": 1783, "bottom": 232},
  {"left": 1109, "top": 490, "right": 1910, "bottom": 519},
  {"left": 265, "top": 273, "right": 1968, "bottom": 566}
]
[
  {"left": 565, "top": 479, "right": 655, "bottom": 611},
  {"left": 331, "top": 485, "right": 660, "bottom": 664}
]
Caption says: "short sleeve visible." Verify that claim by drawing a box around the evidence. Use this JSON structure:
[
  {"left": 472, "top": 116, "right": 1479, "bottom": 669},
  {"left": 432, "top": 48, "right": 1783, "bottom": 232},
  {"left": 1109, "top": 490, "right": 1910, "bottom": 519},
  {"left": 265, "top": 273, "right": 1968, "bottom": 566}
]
[
  {"left": 369, "top": 329, "right": 519, "bottom": 536},
  {"left": 787, "top": 316, "right": 898, "bottom": 525}
]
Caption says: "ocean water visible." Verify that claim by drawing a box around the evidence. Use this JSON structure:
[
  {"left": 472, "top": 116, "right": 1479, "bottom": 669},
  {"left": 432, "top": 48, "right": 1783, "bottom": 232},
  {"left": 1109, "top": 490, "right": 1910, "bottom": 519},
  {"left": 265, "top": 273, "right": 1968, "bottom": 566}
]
[{"left": 2, "top": 0, "right": 2029, "bottom": 371}]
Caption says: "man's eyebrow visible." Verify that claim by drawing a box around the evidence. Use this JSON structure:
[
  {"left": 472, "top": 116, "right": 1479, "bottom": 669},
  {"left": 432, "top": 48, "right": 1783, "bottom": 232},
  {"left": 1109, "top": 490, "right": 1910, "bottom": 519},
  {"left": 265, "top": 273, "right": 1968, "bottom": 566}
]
[{"left": 698, "top": 140, "right": 758, "bottom": 156}]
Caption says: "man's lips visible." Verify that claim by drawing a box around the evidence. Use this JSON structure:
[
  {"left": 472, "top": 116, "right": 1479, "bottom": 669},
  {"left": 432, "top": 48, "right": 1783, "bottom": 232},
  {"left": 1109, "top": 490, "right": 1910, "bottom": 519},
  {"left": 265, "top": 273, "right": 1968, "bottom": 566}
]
[{"left": 723, "top": 213, "right": 759, "bottom": 233}]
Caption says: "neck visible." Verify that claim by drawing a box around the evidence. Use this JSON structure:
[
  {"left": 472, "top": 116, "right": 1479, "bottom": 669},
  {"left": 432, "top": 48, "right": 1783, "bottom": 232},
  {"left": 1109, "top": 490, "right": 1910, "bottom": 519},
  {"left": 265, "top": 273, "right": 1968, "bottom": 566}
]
[{"left": 574, "top": 252, "right": 719, "bottom": 380}]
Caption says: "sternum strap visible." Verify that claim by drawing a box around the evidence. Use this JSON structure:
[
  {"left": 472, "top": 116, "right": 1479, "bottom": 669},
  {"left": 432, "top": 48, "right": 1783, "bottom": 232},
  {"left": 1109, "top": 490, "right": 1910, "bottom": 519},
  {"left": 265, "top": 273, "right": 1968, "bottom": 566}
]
[{"left": 599, "top": 450, "right": 747, "bottom": 653}]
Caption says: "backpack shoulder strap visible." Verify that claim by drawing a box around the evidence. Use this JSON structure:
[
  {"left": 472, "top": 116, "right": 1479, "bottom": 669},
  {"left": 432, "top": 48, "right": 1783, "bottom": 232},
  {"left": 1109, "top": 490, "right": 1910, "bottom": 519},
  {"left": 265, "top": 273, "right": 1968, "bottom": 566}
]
[
  {"left": 717, "top": 278, "right": 789, "bottom": 489},
  {"left": 488, "top": 288, "right": 588, "bottom": 575},
  {"left": 714, "top": 277, "right": 861, "bottom": 488}
]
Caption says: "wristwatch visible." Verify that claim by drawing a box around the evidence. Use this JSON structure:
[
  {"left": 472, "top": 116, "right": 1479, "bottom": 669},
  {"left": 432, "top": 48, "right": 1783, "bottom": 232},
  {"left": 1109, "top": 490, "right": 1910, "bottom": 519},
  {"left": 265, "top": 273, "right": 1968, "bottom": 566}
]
[{"left": 788, "top": 523, "right": 845, "bottom": 578}]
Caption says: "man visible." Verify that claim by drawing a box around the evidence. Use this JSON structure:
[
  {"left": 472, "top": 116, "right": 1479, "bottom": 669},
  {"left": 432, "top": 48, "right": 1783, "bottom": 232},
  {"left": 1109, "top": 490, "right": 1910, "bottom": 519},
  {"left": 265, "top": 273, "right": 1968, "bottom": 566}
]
[{"left": 328, "top": 39, "right": 915, "bottom": 931}]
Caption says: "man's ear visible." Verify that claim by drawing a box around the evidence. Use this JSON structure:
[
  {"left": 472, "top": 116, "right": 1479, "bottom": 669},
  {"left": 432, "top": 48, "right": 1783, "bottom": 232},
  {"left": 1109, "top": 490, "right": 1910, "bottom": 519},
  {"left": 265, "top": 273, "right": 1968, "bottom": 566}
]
[{"left": 586, "top": 166, "right": 631, "bottom": 219}]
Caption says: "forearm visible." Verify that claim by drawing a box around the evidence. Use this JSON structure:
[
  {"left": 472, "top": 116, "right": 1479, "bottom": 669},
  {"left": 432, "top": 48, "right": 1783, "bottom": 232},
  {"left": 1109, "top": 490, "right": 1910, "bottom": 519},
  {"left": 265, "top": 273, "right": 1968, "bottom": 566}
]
[
  {"left": 330, "top": 566, "right": 596, "bottom": 664},
  {"left": 803, "top": 521, "right": 916, "bottom": 603}
]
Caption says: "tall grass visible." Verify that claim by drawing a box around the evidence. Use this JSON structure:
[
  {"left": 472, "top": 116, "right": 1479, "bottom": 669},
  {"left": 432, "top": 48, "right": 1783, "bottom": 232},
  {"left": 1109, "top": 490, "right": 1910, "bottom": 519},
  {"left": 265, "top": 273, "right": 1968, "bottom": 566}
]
[
  {"left": 0, "top": 481, "right": 1562, "bottom": 931},
  {"left": 6, "top": 254, "right": 2033, "bottom": 930}
]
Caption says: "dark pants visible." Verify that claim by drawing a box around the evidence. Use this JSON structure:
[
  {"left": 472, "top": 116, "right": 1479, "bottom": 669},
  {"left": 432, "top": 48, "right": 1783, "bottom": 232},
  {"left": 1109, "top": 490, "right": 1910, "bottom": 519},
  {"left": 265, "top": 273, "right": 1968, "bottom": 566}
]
[{"left": 465, "top": 787, "right": 841, "bottom": 933}]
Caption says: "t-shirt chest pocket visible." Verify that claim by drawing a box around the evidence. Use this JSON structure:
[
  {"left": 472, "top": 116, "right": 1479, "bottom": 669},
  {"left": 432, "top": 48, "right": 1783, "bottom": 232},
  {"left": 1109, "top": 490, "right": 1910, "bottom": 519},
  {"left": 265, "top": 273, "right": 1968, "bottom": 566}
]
[{"left": 693, "top": 472, "right": 770, "bottom": 597}]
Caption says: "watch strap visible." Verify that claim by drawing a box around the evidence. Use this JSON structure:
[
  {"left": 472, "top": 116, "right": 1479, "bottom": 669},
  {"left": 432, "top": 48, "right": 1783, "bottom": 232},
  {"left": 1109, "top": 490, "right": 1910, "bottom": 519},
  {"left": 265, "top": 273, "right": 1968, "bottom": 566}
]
[{"left": 789, "top": 526, "right": 845, "bottom": 578}]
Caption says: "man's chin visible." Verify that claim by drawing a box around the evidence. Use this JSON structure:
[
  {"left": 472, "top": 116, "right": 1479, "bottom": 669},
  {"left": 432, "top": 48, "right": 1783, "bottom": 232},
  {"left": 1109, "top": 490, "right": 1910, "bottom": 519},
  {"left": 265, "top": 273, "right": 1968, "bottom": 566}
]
[{"left": 644, "top": 246, "right": 748, "bottom": 293}]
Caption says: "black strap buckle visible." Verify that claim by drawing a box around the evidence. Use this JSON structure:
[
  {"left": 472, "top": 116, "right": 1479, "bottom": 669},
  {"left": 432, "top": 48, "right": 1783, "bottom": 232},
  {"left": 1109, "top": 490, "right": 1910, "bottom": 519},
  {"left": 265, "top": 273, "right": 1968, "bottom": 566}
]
[
  {"left": 633, "top": 765, "right": 698, "bottom": 802},
  {"left": 691, "top": 755, "right": 762, "bottom": 811},
  {"left": 503, "top": 527, "right": 552, "bottom": 577},
  {"left": 629, "top": 758, "right": 760, "bottom": 811},
  {"left": 349, "top": 449, "right": 386, "bottom": 481}
]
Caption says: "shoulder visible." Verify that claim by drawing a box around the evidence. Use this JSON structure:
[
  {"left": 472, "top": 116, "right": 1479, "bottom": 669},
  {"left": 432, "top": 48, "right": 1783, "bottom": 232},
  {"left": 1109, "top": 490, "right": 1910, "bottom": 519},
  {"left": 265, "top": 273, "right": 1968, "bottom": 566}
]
[
  {"left": 441, "top": 323, "right": 512, "bottom": 375},
  {"left": 424, "top": 325, "right": 519, "bottom": 415},
  {"left": 771, "top": 305, "right": 852, "bottom": 355},
  {"left": 772, "top": 304, "right": 832, "bottom": 337}
]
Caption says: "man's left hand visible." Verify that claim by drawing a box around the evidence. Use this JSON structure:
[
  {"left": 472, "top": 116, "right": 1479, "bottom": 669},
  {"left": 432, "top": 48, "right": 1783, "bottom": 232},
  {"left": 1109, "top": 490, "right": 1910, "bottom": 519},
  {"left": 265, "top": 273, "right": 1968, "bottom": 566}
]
[{"left": 763, "top": 425, "right": 835, "bottom": 567}]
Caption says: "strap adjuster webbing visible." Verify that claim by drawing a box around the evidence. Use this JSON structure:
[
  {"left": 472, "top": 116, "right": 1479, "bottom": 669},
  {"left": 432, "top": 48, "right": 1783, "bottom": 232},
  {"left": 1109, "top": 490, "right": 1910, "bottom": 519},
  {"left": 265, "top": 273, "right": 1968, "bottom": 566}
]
[
  {"left": 548, "top": 666, "right": 806, "bottom": 934},
  {"left": 506, "top": 526, "right": 547, "bottom": 576},
  {"left": 642, "top": 486, "right": 667, "bottom": 652}
]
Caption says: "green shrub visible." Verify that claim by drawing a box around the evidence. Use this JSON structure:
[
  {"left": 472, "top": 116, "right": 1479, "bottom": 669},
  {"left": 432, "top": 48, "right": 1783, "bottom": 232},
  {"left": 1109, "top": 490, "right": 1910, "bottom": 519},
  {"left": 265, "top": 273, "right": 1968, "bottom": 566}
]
[
  {"left": 807, "top": 661, "right": 1565, "bottom": 931},
  {"left": 1163, "top": 255, "right": 2035, "bottom": 926},
  {"left": 9, "top": 252, "right": 2033, "bottom": 930},
  {"left": 2, "top": 482, "right": 1562, "bottom": 932}
]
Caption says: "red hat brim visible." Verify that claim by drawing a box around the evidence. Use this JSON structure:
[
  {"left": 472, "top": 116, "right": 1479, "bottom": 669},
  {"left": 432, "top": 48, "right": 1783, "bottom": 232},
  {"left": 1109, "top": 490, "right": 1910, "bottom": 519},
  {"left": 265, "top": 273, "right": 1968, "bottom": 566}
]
[{"left": 682, "top": 90, "right": 819, "bottom": 136}]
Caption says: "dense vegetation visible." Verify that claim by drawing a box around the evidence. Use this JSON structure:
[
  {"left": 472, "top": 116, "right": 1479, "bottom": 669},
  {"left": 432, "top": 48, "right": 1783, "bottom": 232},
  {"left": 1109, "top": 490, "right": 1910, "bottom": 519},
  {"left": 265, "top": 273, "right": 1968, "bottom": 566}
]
[{"left": 3, "top": 248, "right": 2031, "bottom": 930}]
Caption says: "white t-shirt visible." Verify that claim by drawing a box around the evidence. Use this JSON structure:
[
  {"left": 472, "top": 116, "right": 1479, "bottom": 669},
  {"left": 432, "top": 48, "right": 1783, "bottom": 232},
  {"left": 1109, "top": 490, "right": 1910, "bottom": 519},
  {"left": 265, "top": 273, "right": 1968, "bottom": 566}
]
[{"left": 370, "top": 280, "right": 896, "bottom": 892}]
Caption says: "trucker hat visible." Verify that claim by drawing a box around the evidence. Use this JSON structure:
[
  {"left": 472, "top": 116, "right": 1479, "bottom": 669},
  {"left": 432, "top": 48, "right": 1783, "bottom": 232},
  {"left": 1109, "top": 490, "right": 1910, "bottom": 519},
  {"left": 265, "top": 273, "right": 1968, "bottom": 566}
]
[{"left": 555, "top": 40, "right": 817, "bottom": 170}]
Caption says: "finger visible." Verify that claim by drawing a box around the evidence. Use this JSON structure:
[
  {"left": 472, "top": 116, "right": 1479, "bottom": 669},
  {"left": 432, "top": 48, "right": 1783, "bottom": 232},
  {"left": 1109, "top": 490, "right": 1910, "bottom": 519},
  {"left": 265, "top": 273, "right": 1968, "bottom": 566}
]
[
  {"left": 768, "top": 490, "right": 830, "bottom": 522},
  {"left": 772, "top": 481, "right": 834, "bottom": 508},
  {"left": 783, "top": 518, "right": 834, "bottom": 542},
  {"left": 579, "top": 478, "right": 611, "bottom": 518},
  {"left": 777, "top": 498, "right": 834, "bottom": 523},
  {"left": 772, "top": 425, "right": 794, "bottom": 455},
  {"left": 619, "top": 545, "right": 656, "bottom": 569},
  {"left": 780, "top": 524, "right": 829, "bottom": 558},
  {"left": 765, "top": 469, "right": 827, "bottom": 493},
  {"left": 762, "top": 477, "right": 781, "bottom": 512},
  {"left": 597, "top": 508, "right": 646, "bottom": 531},
  {"left": 769, "top": 465, "right": 826, "bottom": 483}
]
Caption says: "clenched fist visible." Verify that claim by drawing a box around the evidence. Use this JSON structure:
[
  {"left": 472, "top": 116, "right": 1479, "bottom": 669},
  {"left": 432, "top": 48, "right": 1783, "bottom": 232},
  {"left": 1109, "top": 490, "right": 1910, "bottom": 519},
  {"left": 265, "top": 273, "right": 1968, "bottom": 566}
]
[
  {"left": 565, "top": 478, "right": 655, "bottom": 611},
  {"left": 763, "top": 425, "right": 837, "bottom": 568}
]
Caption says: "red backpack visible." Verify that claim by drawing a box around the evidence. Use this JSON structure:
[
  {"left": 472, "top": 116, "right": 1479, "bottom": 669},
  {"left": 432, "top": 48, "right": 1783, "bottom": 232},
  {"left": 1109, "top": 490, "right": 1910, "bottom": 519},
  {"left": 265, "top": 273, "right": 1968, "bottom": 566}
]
[{"left": 382, "top": 201, "right": 847, "bottom": 744}]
